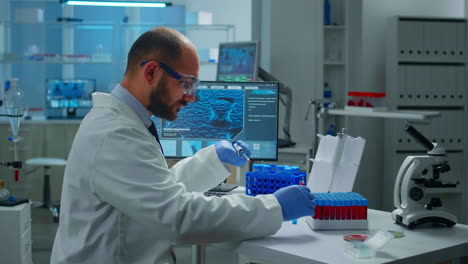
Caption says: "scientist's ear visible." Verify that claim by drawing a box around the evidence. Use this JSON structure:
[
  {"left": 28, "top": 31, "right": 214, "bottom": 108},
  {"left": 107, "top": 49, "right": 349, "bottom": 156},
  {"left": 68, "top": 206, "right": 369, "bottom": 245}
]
[{"left": 142, "top": 61, "right": 163, "bottom": 85}]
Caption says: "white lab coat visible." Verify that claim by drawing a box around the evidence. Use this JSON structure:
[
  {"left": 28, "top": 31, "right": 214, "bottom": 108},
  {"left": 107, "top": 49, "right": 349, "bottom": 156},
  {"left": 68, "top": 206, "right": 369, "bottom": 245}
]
[{"left": 51, "top": 92, "right": 283, "bottom": 264}]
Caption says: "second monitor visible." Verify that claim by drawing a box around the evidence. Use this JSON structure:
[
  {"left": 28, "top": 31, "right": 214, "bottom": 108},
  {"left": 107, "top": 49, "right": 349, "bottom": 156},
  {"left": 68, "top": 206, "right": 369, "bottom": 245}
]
[
  {"left": 155, "top": 81, "right": 278, "bottom": 160},
  {"left": 216, "top": 41, "right": 259, "bottom": 82}
]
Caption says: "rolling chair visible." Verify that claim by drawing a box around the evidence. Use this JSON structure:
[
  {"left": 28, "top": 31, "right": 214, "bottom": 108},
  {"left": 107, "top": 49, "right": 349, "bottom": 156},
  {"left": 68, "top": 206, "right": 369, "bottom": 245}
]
[{"left": 25, "top": 158, "right": 67, "bottom": 222}]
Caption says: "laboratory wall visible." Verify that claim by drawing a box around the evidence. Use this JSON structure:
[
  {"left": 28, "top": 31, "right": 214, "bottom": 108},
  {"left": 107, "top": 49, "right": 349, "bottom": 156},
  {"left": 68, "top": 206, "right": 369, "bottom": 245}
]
[
  {"left": 178, "top": 0, "right": 252, "bottom": 80},
  {"left": 255, "top": 0, "right": 466, "bottom": 211},
  {"left": 258, "top": 0, "right": 322, "bottom": 147},
  {"left": 360, "top": 0, "right": 464, "bottom": 96},
  {"left": 182, "top": 0, "right": 251, "bottom": 41},
  {"left": 351, "top": 0, "right": 465, "bottom": 210}
]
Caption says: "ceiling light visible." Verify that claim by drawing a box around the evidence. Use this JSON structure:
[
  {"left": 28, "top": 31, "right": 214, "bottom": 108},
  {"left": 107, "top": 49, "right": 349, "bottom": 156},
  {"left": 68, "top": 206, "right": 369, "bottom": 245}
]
[{"left": 61, "top": 0, "right": 172, "bottom": 8}]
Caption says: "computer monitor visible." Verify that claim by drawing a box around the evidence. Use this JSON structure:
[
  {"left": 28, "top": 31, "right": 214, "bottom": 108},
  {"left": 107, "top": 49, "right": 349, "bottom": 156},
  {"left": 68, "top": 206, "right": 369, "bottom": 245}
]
[
  {"left": 216, "top": 41, "right": 259, "bottom": 82},
  {"left": 45, "top": 79, "right": 95, "bottom": 119},
  {"left": 154, "top": 81, "right": 279, "bottom": 160}
]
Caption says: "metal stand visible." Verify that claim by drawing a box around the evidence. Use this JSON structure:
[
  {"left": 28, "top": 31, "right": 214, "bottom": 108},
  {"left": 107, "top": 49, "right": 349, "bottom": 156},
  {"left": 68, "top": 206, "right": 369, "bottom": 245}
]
[
  {"left": 26, "top": 158, "right": 66, "bottom": 222},
  {"left": 40, "top": 165, "right": 60, "bottom": 222},
  {"left": 304, "top": 98, "right": 328, "bottom": 158},
  {"left": 192, "top": 244, "right": 206, "bottom": 264}
]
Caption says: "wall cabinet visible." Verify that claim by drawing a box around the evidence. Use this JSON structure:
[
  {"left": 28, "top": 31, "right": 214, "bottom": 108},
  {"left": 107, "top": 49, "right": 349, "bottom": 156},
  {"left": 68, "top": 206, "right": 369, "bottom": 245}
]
[
  {"left": 384, "top": 17, "right": 467, "bottom": 224},
  {"left": 319, "top": 0, "right": 348, "bottom": 130},
  {"left": 0, "top": 203, "right": 32, "bottom": 264},
  {"left": 0, "top": 22, "right": 116, "bottom": 114}
]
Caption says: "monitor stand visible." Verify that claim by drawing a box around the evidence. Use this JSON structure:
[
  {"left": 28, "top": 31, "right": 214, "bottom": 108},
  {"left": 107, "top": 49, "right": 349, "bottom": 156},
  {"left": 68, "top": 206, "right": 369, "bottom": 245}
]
[
  {"left": 278, "top": 138, "right": 296, "bottom": 148},
  {"left": 67, "top": 107, "right": 77, "bottom": 117}
]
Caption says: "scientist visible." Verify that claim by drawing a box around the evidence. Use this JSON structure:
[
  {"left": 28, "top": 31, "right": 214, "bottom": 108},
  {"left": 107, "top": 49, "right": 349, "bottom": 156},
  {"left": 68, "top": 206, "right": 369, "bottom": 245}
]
[{"left": 51, "top": 27, "right": 315, "bottom": 264}]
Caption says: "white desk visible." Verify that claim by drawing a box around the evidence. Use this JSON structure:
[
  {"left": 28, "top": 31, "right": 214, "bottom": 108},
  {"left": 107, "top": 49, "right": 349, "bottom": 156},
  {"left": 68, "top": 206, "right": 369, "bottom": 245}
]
[{"left": 216, "top": 209, "right": 468, "bottom": 264}]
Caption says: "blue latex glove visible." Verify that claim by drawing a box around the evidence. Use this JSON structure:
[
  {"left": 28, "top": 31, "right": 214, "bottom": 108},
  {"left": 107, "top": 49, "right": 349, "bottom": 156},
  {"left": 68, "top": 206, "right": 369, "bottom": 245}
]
[
  {"left": 273, "top": 185, "right": 316, "bottom": 221},
  {"left": 215, "top": 140, "right": 251, "bottom": 167}
]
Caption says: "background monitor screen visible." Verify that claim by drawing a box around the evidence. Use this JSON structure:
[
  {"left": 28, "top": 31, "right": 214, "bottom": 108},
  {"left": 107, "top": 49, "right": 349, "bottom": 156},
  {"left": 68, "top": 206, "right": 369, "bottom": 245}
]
[
  {"left": 46, "top": 79, "right": 95, "bottom": 109},
  {"left": 216, "top": 41, "right": 259, "bottom": 82},
  {"left": 154, "top": 81, "right": 278, "bottom": 160},
  {"left": 45, "top": 79, "right": 96, "bottom": 119}
]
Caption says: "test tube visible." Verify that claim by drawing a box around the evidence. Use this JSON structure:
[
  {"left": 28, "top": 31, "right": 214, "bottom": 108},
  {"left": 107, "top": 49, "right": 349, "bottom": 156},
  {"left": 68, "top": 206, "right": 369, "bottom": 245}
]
[
  {"left": 323, "top": 197, "right": 330, "bottom": 220},
  {"left": 352, "top": 193, "right": 359, "bottom": 220},
  {"left": 313, "top": 193, "right": 322, "bottom": 219},
  {"left": 335, "top": 195, "right": 342, "bottom": 220},
  {"left": 363, "top": 197, "right": 368, "bottom": 219},
  {"left": 346, "top": 193, "right": 352, "bottom": 220},
  {"left": 329, "top": 194, "right": 336, "bottom": 220}
]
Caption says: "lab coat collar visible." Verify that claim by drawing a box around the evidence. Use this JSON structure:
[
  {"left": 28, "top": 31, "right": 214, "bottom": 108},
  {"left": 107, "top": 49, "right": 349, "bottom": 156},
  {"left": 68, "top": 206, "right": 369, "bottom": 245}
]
[
  {"left": 92, "top": 92, "right": 144, "bottom": 126},
  {"left": 111, "top": 84, "right": 153, "bottom": 128}
]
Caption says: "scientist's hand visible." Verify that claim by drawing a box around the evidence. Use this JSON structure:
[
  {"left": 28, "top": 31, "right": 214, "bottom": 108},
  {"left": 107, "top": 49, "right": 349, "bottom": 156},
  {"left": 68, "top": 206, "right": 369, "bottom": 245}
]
[
  {"left": 215, "top": 140, "right": 251, "bottom": 167},
  {"left": 273, "top": 185, "right": 316, "bottom": 221}
]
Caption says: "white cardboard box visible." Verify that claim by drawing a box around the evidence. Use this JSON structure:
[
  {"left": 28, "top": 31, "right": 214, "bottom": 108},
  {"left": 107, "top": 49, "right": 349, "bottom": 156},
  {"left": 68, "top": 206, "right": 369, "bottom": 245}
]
[
  {"left": 186, "top": 11, "right": 213, "bottom": 25},
  {"left": 14, "top": 8, "right": 44, "bottom": 23}
]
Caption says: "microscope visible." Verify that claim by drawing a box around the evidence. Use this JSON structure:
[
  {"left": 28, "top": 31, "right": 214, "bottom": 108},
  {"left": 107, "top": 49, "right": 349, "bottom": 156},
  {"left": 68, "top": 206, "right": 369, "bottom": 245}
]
[{"left": 392, "top": 124, "right": 458, "bottom": 229}]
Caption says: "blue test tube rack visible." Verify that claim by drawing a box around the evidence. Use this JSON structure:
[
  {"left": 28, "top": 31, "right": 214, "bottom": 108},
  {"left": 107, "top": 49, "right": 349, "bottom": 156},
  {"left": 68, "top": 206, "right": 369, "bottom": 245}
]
[{"left": 245, "top": 164, "right": 307, "bottom": 196}]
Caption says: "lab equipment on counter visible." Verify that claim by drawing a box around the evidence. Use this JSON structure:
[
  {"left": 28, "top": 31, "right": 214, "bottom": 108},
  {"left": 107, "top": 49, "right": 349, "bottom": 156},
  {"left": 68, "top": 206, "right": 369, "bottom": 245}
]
[
  {"left": 4, "top": 79, "right": 24, "bottom": 142},
  {"left": 306, "top": 192, "right": 368, "bottom": 230},
  {"left": 392, "top": 124, "right": 458, "bottom": 229},
  {"left": 0, "top": 180, "right": 28, "bottom": 206},
  {"left": 245, "top": 164, "right": 306, "bottom": 196},
  {"left": 322, "top": 82, "right": 333, "bottom": 108},
  {"left": 308, "top": 129, "right": 365, "bottom": 193},
  {"left": 1, "top": 79, "right": 24, "bottom": 182},
  {"left": 345, "top": 230, "right": 394, "bottom": 258},
  {"left": 0, "top": 180, "right": 16, "bottom": 202},
  {"left": 345, "top": 91, "right": 387, "bottom": 111},
  {"left": 0, "top": 159, "right": 22, "bottom": 182}
]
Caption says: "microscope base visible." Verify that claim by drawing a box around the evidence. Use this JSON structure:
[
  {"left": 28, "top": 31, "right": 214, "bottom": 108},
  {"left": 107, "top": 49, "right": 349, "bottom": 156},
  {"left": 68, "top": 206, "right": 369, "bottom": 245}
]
[{"left": 392, "top": 208, "right": 457, "bottom": 229}]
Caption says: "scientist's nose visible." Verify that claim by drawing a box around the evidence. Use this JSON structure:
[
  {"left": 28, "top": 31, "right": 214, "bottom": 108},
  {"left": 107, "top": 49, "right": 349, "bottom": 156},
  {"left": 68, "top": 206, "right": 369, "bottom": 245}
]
[{"left": 184, "top": 93, "right": 196, "bottom": 103}]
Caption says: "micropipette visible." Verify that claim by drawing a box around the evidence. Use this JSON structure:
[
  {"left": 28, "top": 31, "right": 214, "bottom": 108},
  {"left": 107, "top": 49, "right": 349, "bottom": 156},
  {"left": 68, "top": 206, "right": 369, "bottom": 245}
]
[{"left": 232, "top": 142, "right": 251, "bottom": 163}]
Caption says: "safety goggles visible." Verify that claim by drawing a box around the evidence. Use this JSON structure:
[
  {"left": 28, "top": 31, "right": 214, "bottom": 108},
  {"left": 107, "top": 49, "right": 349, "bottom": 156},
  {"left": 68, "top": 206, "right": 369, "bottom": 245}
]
[{"left": 139, "top": 60, "right": 200, "bottom": 96}]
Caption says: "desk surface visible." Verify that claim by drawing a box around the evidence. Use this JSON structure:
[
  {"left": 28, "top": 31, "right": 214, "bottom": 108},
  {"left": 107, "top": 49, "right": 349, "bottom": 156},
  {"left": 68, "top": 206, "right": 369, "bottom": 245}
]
[{"left": 221, "top": 209, "right": 468, "bottom": 264}]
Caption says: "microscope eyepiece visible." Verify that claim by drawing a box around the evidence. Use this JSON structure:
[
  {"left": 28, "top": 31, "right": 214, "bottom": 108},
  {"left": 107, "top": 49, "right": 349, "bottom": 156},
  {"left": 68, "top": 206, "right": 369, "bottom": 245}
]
[{"left": 404, "top": 124, "right": 434, "bottom": 151}]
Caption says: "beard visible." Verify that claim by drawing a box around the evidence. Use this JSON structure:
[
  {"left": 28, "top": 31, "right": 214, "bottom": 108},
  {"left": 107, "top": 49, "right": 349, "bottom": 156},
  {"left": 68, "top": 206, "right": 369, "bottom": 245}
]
[{"left": 149, "top": 76, "right": 187, "bottom": 121}]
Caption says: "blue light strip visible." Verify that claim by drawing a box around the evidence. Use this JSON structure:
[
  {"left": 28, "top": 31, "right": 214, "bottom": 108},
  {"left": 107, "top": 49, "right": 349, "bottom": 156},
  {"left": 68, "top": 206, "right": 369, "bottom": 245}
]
[{"left": 66, "top": 0, "right": 168, "bottom": 7}]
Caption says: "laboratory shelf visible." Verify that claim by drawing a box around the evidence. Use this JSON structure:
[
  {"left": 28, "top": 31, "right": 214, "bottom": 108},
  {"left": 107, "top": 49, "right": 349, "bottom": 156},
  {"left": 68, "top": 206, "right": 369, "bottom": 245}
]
[
  {"left": 200, "top": 61, "right": 217, "bottom": 65},
  {"left": 327, "top": 108, "right": 440, "bottom": 120},
  {"left": 398, "top": 59, "right": 465, "bottom": 65},
  {"left": 323, "top": 61, "right": 345, "bottom": 65},
  {"left": 0, "top": 118, "right": 82, "bottom": 125},
  {"left": 118, "top": 59, "right": 217, "bottom": 68},
  {"left": 120, "top": 23, "right": 235, "bottom": 78},
  {"left": 324, "top": 25, "right": 346, "bottom": 30},
  {"left": 121, "top": 23, "right": 235, "bottom": 31},
  {"left": 0, "top": 21, "right": 114, "bottom": 29},
  {"left": 0, "top": 60, "right": 112, "bottom": 64}
]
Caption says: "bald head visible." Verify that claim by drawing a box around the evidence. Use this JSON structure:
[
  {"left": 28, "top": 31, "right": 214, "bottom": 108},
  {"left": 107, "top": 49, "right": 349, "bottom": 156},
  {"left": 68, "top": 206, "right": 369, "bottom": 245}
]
[{"left": 124, "top": 27, "right": 196, "bottom": 77}]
